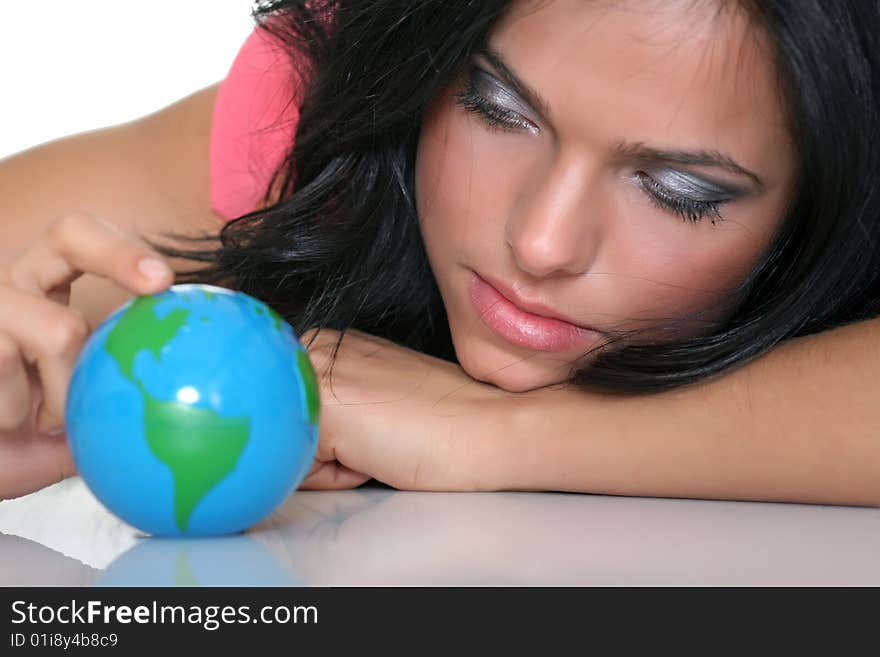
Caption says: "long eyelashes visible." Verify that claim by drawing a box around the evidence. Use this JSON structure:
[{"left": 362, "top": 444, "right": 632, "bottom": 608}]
[
  {"left": 633, "top": 172, "right": 725, "bottom": 226},
  {"left": 453, "top": 66, "right": 728, "bottom": 227},
  {"left": 453, "top": 74, "right": 535, "bottom": 134}
]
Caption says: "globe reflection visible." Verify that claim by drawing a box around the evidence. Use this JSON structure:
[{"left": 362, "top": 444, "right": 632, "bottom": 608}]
[{"left": 95, "top": 533, "right": 300, "bottom": 586}]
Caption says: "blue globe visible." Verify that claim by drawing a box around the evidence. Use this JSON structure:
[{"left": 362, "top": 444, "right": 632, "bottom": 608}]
[{"left": 64, "top": 284, "right": 320, "bottom": 537}]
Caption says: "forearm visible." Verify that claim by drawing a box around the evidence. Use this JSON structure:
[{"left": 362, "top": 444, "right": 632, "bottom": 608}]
[{"left": 487, "top": 317, "right": 880, "bottom": 506}]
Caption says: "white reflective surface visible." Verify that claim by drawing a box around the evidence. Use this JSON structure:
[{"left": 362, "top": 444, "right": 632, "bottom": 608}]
[{"left": 1, "top": 477, "right": 878, "bottom": 586}]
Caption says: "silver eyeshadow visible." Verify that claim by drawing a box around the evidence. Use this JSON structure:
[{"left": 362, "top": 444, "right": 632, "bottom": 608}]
[
  {"left": 646, "top": 169, "right": 738, "bottom": 201},
  {"left": 470, "top": 62, "right": 749, "bottom": 200},
  {"left": 471, "top": 67, "right": 541, "bottom": 134}
]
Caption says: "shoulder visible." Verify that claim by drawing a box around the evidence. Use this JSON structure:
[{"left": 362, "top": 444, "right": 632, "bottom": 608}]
[{"left": 209, "top": 24, "right": 304, "bottom": 220}]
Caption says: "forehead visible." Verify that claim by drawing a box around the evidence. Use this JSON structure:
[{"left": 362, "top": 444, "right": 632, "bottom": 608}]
[{"left": 490, "top": 0, "right": 792, "bottom": 181}]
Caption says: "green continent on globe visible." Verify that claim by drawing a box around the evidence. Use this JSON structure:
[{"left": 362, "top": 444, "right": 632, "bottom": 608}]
[
  {"left": 251, "top": 300, "right": 283, "bottom": 333},
  {"left": 104, "top": 294, "right": 252, "bottom": 532},
  {"left": 295, "top": 349, "right": 320, "bottom": 426},
  {"left": 141, "top": 391, "right": 250, "bottom": 532},
  {"left": 105, "top": 295, "right": 190, "bottom": 380},
  {"left": 267, "top": 306, "right": 283, "bottom": 333}
]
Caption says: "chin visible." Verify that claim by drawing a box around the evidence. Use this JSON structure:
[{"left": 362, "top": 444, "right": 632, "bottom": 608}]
[{"left": 452, "top": 338, "right": 579, "bottom": 393}]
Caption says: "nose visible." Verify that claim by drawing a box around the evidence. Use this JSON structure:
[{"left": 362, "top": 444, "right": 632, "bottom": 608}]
[{"left": 504, "top": 152, "right": 602, "bottom": 278}]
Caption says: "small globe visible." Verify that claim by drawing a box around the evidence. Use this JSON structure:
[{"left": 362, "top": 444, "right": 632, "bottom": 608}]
[{"left": 64, "top": 284, "right": 320, "bottom": 537}]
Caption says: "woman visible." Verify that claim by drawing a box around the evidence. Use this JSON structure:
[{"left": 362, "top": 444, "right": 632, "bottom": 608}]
[{"left": 1, "top": 0, "right": 878, "bottom": 504}]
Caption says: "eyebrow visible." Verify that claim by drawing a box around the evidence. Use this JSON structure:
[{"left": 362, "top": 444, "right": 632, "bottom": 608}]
[
  {"left": 476, "top": 43, "right": 555, "bottom": 126},
  {"left": 474, "top": 44, "right": 765, "bottom": 190},
  {"left": 614, "top": 142, "right": 764, "bottom": 189}
]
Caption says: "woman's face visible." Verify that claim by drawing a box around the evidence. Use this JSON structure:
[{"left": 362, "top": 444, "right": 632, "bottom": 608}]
[{"left": 415, "top": 0, "right": 796, "bottom": 392}]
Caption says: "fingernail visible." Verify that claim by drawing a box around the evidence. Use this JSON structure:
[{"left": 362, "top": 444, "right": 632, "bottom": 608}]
[
  {"left": 138, "top": 257, "right": 171, "bottom": 281},
  {"left": 45, "top": 426, "right": 65, "bottom": 436}
]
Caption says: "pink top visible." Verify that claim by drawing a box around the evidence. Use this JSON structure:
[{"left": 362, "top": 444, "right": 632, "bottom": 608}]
[{"left": 209, "top": 26, "right": 303, "bottom": 221}]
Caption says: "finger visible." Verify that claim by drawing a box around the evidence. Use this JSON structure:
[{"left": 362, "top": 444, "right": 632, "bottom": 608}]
[
  {"left": 0, "top": 286, "right": 88, "bottom": 432},
  {"left": 0, "top": 333, "right": 31, "bottom": 431},
  {"left": 299, "top": 461, "right": 371, "bottom": 490},
  {"left": 0, "top": 429, "right": 75, "bottom": 500},
  {"left": 305, "top": 459, "right": 323, "bottom": 478},
  {"left": 7, "top": 211, "right": 173, "bottom": 298}
]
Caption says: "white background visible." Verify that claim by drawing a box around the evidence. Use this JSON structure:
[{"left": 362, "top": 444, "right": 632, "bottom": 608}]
[{"left": 0, "top": 0, "right": 256, "bottom": 159}]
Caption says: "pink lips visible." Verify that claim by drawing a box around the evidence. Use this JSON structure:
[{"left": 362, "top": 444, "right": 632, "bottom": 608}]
[{"left": 467, "top": 271, "right": 601, "bottom": 352}]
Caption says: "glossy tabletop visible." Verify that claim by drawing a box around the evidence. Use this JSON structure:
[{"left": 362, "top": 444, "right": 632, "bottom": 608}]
[{"left": 1, "top": 477, "right": 878, "bottom": 586}]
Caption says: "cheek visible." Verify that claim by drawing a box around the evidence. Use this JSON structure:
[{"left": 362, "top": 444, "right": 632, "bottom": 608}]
[
  {"left": 607, "top": 211, "right": 776, "bottom": 336},
  {"left": 416, "top": 100, "right": 527, "bottom": 264},
  {"left": 416, "top": 105, "right": 457, "bottom": 262}
]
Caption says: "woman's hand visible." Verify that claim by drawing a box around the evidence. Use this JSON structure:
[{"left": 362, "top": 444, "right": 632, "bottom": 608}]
[
  {"left": 298, "top": 327, "right": 517, "bottom": 491},
  {"left": 0, "top": 211, "right": 174, "bottom": 500}
]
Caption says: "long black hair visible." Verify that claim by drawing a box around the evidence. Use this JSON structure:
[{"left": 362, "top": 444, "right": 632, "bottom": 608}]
[{"left": 154, "top": 0, "right": 880, "bottom": 394}]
